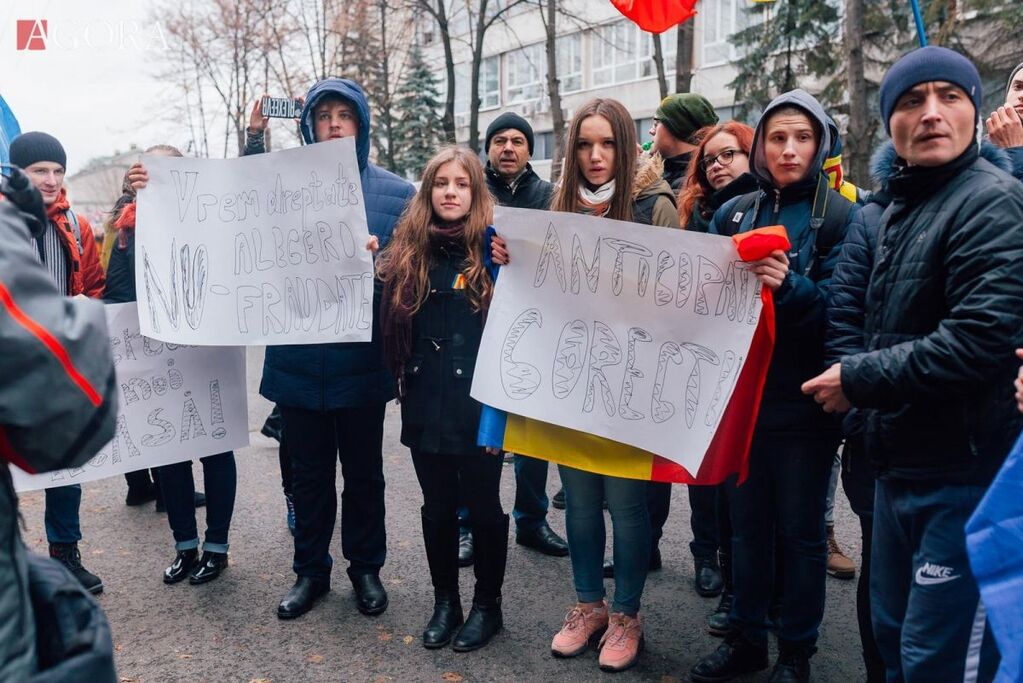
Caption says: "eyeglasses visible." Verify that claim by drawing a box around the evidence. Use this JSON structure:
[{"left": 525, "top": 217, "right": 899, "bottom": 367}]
[{"left": 700, "top": 148, "right": 746, "bottom": 170}]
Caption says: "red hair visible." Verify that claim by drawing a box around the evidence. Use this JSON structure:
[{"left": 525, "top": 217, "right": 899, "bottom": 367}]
[{"left": 678, "top": 122, "right": 754, "bottom": 228}]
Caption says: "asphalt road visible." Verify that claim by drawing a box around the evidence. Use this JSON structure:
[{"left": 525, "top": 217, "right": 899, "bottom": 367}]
[{"left": 19, "top": 348, "right": 864, "bottom": 682}]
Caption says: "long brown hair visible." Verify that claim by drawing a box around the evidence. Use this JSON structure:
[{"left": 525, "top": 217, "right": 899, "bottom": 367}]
[
  {"left": 377, "top": 145, "right": 494, "bottom": 315},
  {"left": 551, "top": 98, "right": 637, "bottom": 221},
  {"left": 678, "top": 122, "right": 754, "bottom": 227}
]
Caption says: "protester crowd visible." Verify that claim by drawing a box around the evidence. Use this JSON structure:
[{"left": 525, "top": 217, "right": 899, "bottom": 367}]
[{"left": 2, "top": 45, "right": 1023, "bottom": 682}]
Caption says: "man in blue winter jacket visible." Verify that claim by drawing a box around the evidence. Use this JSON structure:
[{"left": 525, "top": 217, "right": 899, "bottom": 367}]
[
  {"left": 804, "top": 47, "right": 1023, "bottom": 682},
  {"left": 246, "top": 79, "right": 415, "bottom": 620},
  {"left": 690, "top": 89, "right": 862, "bottom": 683}
]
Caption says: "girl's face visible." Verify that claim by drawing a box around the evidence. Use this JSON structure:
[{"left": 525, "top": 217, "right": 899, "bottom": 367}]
[
  {"left": 701, "top": 132, "right": 750, "bottom": 190},
  {"left": 576, "top": 115, "right": 616, "bottom": 189},
  {"left": 431, "top": 160, "right": 472, "bottom": 223}
]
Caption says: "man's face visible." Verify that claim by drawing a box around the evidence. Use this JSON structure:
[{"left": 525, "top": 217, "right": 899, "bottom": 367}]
[
  {"left": 763, "top": 111, "right": 818, "bottom": 188},
  {"left": 890, "top": 81, "right": 975, "bottom": 167},
  {"left": 24, "top": 161, "right": 65, "bottom": 205},
  {"left": 487, "top": 128, "right": 530, "bottom": 178},
  {"left": 312, "top": 98, "right": 359, "bottom": 142},
  {"left": 1005, "top": 73, "right": 1023, "bottom": 117},
  {"left": 648, "top": 118, "right": 696, "bottom": 157}
]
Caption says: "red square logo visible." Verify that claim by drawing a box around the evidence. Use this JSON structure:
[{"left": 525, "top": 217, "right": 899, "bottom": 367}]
[{"left": 16, "top": 20, "right": 47, "bottom": 51}]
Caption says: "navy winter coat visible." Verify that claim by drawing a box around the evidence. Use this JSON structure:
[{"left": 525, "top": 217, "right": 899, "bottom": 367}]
[
  {"left": 709, "top": 90, "right": 864, "bottom": 434},
  {"left": 251, "top": 78, "right": 415, "bottom": 410}
]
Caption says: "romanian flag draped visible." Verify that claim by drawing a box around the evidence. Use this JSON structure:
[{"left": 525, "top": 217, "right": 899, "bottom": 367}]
[{"left": 479, "top": 228, "right": 784, "bottom": 485}]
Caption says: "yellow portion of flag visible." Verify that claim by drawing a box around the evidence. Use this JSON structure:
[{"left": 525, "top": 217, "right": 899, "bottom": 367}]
[{"left": 503, "top": 413, "right": 655, "bottom": 480}]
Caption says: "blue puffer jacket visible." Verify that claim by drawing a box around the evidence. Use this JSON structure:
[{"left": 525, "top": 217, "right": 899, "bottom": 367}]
[
  {"left": 254, "top": 79, "right": 415, "bottom": 410},
  {"left": 825, "top": 139, "right": 1014, "bottom": 440},
  {"left": 710, "top": 89, "right": 864, "bottom": 433}
]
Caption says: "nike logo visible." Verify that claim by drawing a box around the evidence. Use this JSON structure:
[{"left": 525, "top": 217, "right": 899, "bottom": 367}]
[{"left": 915, "top": 562, "right": 960, "bottom": 586}]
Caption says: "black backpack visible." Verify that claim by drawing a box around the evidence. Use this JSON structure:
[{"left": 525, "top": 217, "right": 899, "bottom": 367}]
[{"left": 721, "top": 176, "right": 853, "bottom": 277}]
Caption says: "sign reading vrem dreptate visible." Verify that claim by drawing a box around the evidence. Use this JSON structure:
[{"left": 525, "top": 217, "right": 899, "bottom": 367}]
[
  {"left": 135, "top": 137, "right": 374, "bottom": 345},
  {"left": 471, "top": 207, "right": 763, "bottom": 475}
]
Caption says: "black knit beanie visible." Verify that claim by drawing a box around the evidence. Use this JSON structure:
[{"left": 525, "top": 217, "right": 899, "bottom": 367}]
[
  {"left": 485, "top": 112, "right": 535, "bottom": 155},
  {"left": 9, "top": 131, "right": 67, "bottom": 170}
]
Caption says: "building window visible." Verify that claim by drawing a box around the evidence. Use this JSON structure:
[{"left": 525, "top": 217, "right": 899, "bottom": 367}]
[
  {"left": 453, "top": 56, "right": 501, "bottom": 115},
  {"left": 507, "top": 43, "right": 547, "bottom": 104},
  {"left": 557, "top": 33, "right": 582, "bottom": 93},
  {"left": 480, "top": 56, "right": 500, "bottom": 110},
  {"left": 534, "top": 131, "right": 555, "bottom": 160},
  {"left": 593, "top": 20, "right": 678, "bottom": 86},
  {"left": 701, "top": 0, "right": 753, "bottom": 66}
]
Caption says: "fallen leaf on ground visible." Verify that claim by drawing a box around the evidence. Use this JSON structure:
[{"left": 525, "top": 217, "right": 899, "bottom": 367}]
[
  {"left": 441, "top": 674, "right": 464, "bottom": 682},
  {"left": 307, "top": 654, "right": 324, "bottom": 664},
  {"left": 249, "top": 679, "right": 273, "bottom": 683},
  {"left": 403, "top": 635, "right": 414, "bottom": 645},
  {"left": 177, "top": 654, "right": 192, "bottom": 659},
  {"left": 378, "top": 630, "right": 393, "bottom": 642}
]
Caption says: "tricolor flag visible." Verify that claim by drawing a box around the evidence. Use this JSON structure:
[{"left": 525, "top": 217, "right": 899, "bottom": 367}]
[{"left": 478, "top": 226, "right": 785, "bottom": 485}]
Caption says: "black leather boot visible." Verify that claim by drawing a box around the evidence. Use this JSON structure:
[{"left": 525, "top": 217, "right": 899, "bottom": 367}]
[
  {"left": 164, "top": 548, "right": 199, "bottom": 584},
  {"left": 769, "top": 643, "right": 815, "bottom": 683},
  {"left": 691, "top": 633, "right": 768, "bottom": 683},
  {"left": 421, "top": 507, "right": 463, "bottom": 647},
  {"left": 452, "top": 598, "right": 503, "bottom": 652},
  {"left": 707, "top": 547, "right": 733, "bottom": 636},
  {"left": 453, "top": 514, "right": 508, "bottom": 652},
  {"left": 423, "top": 590, "right": 464, "bottom": 649}
]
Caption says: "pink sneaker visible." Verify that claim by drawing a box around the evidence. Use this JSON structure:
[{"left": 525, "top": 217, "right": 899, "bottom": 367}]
[
  {"left": 598, "top": 612, "right": 644, "bottom": 672},
  {"left": 551, "top": 601, "right": 609, "bottom": 658}
]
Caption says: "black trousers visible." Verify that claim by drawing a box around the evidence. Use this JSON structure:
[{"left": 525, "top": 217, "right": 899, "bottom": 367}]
[
  {"left": 413, "top": 449, "right": 506, "bottom": 602},
  {"left": 280, "top": 403, "right": 387, "bottom": 581},
  {"left": 648, "top": 481, "right": 720, "bottom": 560}
]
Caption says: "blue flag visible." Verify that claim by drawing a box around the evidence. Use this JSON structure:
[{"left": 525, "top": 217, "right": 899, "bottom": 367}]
[
  {"left": 0, "top": 93, "right": 22, "bottom": 166},
  {"left": 966, "top": 430, "right": 1023, "bottom": 683}
]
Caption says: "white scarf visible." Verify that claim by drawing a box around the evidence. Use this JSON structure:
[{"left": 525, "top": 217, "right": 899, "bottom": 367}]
[{"left": 578, "top": 180, "right": 615, "bottom": 204}]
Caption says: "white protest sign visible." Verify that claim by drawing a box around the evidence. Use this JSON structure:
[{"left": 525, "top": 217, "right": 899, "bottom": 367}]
[
  {"left": 471, "top": 207, "right": 763, "bottom": 474},
  {"left": 135, "top": 137, "right": 374, "bottom": 345},
  {"left": 12, "top": 303, "right": 249, "bottom": 492}
]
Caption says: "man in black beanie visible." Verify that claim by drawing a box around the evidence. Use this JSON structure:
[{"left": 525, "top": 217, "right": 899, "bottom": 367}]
[
  {"left": 803, "top": 46, "right": 1023, "bottom": 681},
  {"left": 478, "top": 112, "right": 566, "bottom": 560}
]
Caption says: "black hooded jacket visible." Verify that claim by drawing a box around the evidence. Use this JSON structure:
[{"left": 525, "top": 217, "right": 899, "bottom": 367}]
[{"left": 837, "top": 140, "right": 1023, "bottom": 484}]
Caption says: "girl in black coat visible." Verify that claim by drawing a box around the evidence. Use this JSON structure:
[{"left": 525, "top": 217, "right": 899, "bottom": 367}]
[{"left": 377, "top": 146, "right": 505, "bottom": 653}]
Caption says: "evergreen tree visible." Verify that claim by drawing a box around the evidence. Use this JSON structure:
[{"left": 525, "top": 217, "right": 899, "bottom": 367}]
[
  {"left": 393, "top": 44, "right": 444, "bottom": 180},
  {"left": 729, "top": 0, "right": 844, "bottom": 119}
]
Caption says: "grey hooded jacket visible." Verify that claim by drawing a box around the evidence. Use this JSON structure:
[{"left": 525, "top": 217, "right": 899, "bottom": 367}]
[{"left": 0, "top": 201, "right": 117, "bottom": 680}]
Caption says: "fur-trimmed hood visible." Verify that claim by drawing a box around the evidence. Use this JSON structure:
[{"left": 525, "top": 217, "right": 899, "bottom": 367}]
[
  {"left": 870, "top": 139, "right": 1013, "bottom": 189},
  {"left": 633, "top": 152, "right": 674, "bottom": 202}
]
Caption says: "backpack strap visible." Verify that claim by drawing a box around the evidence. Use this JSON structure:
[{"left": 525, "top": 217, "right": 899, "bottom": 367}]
[
  {"left": 804, "top": 175, "right": 853, "bottom": 277},
  {"left": 64, "top": 210, "right": 84, "bottom": 256}
]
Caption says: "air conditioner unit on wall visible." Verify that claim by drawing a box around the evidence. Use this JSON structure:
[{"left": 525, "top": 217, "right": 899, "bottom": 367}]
[{"left": 455, "top": 113, "right": 469, "bottom": 128}]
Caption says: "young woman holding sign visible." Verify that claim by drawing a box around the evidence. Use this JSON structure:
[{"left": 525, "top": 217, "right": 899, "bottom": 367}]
[
  {"left": 491, "top": 97, "right": 679, "bottom": 673},
  {"left": 114, "top": 146, "right": 237, "bottom": 586},
  {"left": 376, "top": 146, "right": 507, "bottom": 653}
]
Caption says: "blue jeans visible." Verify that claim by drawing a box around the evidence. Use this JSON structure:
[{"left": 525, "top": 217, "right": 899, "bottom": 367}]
[
  {"left": 44, "top": 484, "right": 82, "bottom": 544},
  {"left": 559, "top": 465, "right": 650, "bottom": 616},
  {"left": 871, "top": 478, "right": 999, "bottom": 682},
  {"left": 824, "top": 452, "right": 841, "bottom": 525},
  {"left": 512, "top": 454, "right": 550, "bottom": 531},
  {"left": 728, "top": 430, "right": 837, "bottom": 649},
  {"left": 160, "top": 452, "right": 236, "bottom": 553}
]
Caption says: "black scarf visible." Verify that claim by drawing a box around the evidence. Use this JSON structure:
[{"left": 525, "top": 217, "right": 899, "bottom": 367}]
[{"left": 888, "top": 143, "right": 979, "bottom": 207}]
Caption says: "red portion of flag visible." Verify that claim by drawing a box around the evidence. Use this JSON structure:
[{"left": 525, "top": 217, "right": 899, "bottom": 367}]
[
  {"left": 648, "top": 286, "right": 775, "bottom": 485},
  {"left": 611, "top": 0, "right": 699, "bottom": 34},
  {"left": 733, "top": 225, "right": 791, "bottom": 262}
]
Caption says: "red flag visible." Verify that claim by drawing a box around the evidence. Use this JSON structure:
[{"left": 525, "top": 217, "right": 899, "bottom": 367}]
[{"left": 611, "top": 0, "right": 699, "bottom": 34}]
